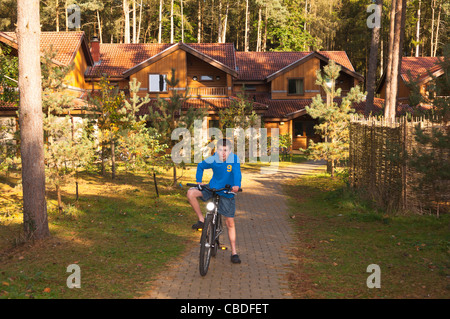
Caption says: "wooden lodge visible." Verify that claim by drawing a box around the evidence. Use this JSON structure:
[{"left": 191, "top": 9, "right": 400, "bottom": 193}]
[{"left": 0, "top": 31, "right": 369, "bottom": 151}]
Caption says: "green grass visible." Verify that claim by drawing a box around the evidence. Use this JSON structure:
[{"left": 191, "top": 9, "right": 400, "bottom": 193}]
[
  {"left": 0, "top": 165, "right": 212, "bottom": 299},
  {"left": 284, "top": 174, "right": 450, "bottom": 299}
]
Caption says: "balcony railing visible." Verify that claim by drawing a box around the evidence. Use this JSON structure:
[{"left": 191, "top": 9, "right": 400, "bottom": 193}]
[{"left": 186, "top": 87, "right": 227, "bottom": 97}]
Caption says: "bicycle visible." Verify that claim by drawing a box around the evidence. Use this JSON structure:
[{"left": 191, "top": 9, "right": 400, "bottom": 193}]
[{"left": 186, "top": 183, "right": 242, "bottom": 276}]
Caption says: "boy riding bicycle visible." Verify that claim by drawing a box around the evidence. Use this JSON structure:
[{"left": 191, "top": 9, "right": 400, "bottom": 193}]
[{"left": 187, "top": 139, "right": 242, "bottom": 264}]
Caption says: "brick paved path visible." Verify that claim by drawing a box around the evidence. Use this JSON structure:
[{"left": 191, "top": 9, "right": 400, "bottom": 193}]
[{"left": 139, "top": 161, "right": 326, "bottom": 299}]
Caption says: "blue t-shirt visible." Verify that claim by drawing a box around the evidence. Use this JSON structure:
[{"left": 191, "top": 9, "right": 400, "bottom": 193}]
[{"left": 196, "top": 152, "right": 242, "bottom": 198}]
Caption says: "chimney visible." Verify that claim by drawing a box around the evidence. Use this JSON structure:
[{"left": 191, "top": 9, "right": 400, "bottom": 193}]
[{"left": 90, "top": 35, "right": 100, "bottom": 64}]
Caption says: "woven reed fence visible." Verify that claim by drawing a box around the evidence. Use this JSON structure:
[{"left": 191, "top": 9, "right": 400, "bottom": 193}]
[{"left": 349, "top": 115, "right": 449, "bottom": 214}]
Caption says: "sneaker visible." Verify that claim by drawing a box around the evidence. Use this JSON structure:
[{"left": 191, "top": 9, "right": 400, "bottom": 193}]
[
  {"left": 191, "top": 220, "right": 204, "bottom": 230},
  {"left": 231, "top": 254, "right": 241, "bottom": 264}
]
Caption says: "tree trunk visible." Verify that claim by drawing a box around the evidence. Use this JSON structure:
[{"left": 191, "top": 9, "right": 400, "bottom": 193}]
[
  {"left": 385, "top": 0, "right": 406, "bottom": 120},
  {"left": 56, "top": 0, "right": 59, "bottom": 32},
  {"left": 217, "top": 0, "right": 229, "bottom": 43},
  {"left": 210, "top": 0, "right": 216, "bottom": 43},
  {"left": 197, "top": 0, "right": 202, "bottom": 43},
  {"left": 111, "top": 140, "right": 116, "bottom": 179},
  {"left": 383, "top": 0, "right": 396, "bottom": 117},
  {"left": 96, "top": 10, "right": 103, "bottom": 43},
  {"left": 181, "top": 0, "right": 184, "bottom": 42},
  {"left": 365, "top": 0, "right": 383, "bottom": 116},
  {"left": 222, "top": 1, "right": 229, "bottom": 43},
  {"left": 123, "top": 0, "right": 130, "bottom": 43},
  {"left": 17, "top": 0, "right": 50, "bottom": 241},
  {"left": 304, "top": 0, "right": 308, "bottom": 31},
  {"left": 133, "top": 0, "right": 136, "bottom": 43},
  {"left": 380, "top": 38, "right": 383, "bottom": 77},
  {"left": 331, "top": 160, "right": 335, "bottom": 179},
  {"left": 137, "top": 0, "right": 143, "bottom": 43},
  {"left": 170, "top": 0, "right": 174, "bottom": 43},
  {"left": 256, "top": 6, "right": 262, "bottom": 52},
  {"left": 158, "top": 0, "right": 163, "bottom": 43},
  {"left": 433, "top": 4, "right": 441, "bottom": 57},
  {"left": 244, "top": 0, "right": 249, "bottom": 52},
  {"left": 56, "top": 183, "right": 63, "bottom": 214},
  {"left": 101, "top": 145, "right": 106, "bottom": 176},
  {"left": 173, "top": 165, "right": 177, "bottom": 187},
  {"left": 430, "top": 0, "right": 435, "bottom": 56},
  {"left": 65, "top": 0, "right": 69, "bottom": 31},
  {"left": 218, "top": 0, "right": 223, "bottom": 42},
  {"left": 262, "top": 6, "right": 267, "bottom": 52},
  {"left": 415, "top": 0, "right": 421, "bottom": 57}
]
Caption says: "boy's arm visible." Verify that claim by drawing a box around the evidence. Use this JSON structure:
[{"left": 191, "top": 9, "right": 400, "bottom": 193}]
[
  {"left": 196, "top": 159, "right": 212, "bottom": 183},
  {"left": 232, "top": 156, "right": 242, "bottom": 189}
]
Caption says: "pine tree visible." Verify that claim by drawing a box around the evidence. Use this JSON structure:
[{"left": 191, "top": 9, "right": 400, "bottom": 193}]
[
  {"left": 118, "top": 78, "right": 168, "bottom": 174},
  {"left": 218, "top": 91, "right": 258, "bottom": 132},
  {"left": 0, "top": 49, "right": 19, "bottom": 172},
  {"left": 218, "top": 90, "right": 259, "bottom": 161},
  {"left": 0, "top": 117, "right": 20, "bottom": 177},
  {"left": 147, "top": 68, "right": 205, "bottom": 186},
  {"left": 0, "top": 44, "right": 19, "bottom": 103},
  {"left": 408, "top": 44, "right": 450, "bottom": 214},
  {"left": 305, "top": 60, "right": 365, "bottom": 178},
  {"left": 87, "top": 76, "right": 126, "bottom": 179},
  {"left": 41, "top": 50, "right": 95, "bottom": 213}
]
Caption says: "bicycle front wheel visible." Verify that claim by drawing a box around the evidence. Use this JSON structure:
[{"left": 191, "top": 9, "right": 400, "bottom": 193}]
[
  {"left": 199, "top": 214, "right": 214, "bottom": 276},
  {"left": 211, "top": 214, "right": 221, "bottom": 257}
]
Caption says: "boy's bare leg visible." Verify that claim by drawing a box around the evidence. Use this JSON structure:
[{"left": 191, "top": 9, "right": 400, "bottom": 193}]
[
  {"left": 225, "top": 217, "right": 237, "bottom": 255},
  {"left": 187, "top": 188, "right": 204, "bottom": 222}
]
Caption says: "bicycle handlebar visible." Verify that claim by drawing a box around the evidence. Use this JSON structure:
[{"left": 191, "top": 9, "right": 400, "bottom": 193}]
[{"left": 186, "top": 183, "right": 242, "bottom": 193}]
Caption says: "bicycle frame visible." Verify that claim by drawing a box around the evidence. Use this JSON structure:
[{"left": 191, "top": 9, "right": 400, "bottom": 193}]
[{"left": 207, "top": 189, "right": 223, "bottom": 254}]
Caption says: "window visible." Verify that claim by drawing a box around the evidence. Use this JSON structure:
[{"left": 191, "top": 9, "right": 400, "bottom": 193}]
[
  {"left": 288, "top": 78, "right": 304, "bottom": 95},
  {"left": 149, "top": 74, "right": 167, "bottom": 92},
  {"left": 244, "top": 85, "right": 256, "bottom": 91},
  {"left": 200, "top": 75, "right": 214, "bottom": 81},
  {"left": 209, "top": 119, "right": 220, "bottom": 129}
]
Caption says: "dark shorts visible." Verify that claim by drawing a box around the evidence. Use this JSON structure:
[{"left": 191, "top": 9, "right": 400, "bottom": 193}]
[{"left": 196, "top": 185, "right": 236, "bottom": 218}]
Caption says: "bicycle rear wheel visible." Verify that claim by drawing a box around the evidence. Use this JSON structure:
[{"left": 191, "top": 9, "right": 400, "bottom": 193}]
[{"left": 199, "top": 214, "right": 214, "bottom": 276}]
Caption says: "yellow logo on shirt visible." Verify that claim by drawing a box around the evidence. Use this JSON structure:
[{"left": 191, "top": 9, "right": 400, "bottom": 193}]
[{"left": 227, "top": 165, "right": 232, "bottom": 172}]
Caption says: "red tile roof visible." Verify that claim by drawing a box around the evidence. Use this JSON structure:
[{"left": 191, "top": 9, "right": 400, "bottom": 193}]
[
  {"left": 236, "top": 52, "right": 309, "bottom": 81},
  {"left": 87, "top": 43, "right": 172, "bottom": 77},
  {"left": 188, "top": 43, "right": 237, "bottom": 71},
  {"left": 2, "top": 31, "right": 86, "bottom": 66},
  {"left": 400, "top": 57, "right": 443, "bottom": 83},
  {"left": 250, "top": 94, "right": 389, "bottom": 118},
  {"left": 86, "top": 43, "right": 237, "bottom": 78},
  {"left": 247, "top": 93, "right": 310, "bottom": 118},
  {"left": 137, "top": 97, "right": 267, "bottom": 116},
  {"left": 319, "top": 51, "right": 355, "bottom": 72},
  {"left": 236, "top": 51, "right": 356, "bottom": 81}
]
